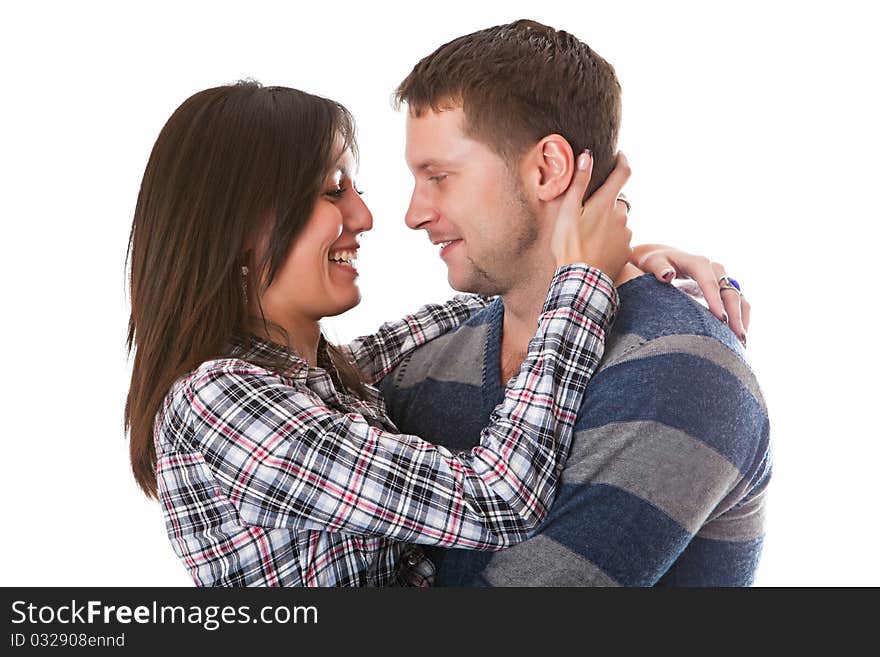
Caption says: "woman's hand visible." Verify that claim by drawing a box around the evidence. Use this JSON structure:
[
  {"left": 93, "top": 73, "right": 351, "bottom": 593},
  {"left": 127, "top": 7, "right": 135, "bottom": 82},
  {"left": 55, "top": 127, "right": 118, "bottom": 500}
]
[
  {"left": 551, "top": 151, "right": 633, "bottom": 282},
  {"left": 634, "top": 244, "right": 749, "bottom": 345}
]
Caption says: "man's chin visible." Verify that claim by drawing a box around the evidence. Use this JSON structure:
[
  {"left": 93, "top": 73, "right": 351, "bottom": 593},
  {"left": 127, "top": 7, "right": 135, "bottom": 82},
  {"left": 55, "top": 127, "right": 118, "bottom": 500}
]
[
  {"left": 444, "top": 260, "right": 473, "bottom": 290},
  {"left": 446, "top": 269, "right": 473, "bottom": 294},
  {"left": 446, "top": 266, "right": 498, "bottom": 297}
]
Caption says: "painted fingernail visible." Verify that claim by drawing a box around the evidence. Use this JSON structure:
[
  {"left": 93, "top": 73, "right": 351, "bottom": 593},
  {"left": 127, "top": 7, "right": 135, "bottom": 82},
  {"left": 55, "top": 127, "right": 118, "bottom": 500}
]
[
  {"left": 577, "top": 150, "right": 592, "bottom": 170},
  {"left": 740, "top": 334, "right": 747, "bottom": 347},
  {"left": 722, "top": 312, "right": 729, "bottom": 324},
  {"left": 661, "top": 268, "right": 675, "bottom": 281}
]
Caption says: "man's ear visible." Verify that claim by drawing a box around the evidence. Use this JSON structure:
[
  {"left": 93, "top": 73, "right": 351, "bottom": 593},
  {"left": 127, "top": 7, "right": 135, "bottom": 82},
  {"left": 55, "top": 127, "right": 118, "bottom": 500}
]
[{"left": 521, "top": 135, "right": 575, "bottom": 203}]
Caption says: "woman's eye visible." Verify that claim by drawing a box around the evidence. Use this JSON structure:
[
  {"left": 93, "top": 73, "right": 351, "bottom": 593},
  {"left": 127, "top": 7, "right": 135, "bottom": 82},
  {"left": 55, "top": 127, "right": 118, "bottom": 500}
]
[{"left": 325, "top": 171, "right": 363, "bottom": 200}]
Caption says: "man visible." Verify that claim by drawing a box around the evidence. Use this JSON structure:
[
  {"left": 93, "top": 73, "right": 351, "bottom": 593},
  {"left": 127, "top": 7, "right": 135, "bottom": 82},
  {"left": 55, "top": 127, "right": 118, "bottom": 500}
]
[{"left": 377, "top": 19, "right": 771, "bottom": 586}]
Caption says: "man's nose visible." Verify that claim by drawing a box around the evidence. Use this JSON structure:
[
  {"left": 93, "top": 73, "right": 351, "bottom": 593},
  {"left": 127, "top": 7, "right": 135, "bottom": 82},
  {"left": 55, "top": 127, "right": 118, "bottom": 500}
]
[{"left": 405, "top": 190, "right": 438, "bottom": 231}]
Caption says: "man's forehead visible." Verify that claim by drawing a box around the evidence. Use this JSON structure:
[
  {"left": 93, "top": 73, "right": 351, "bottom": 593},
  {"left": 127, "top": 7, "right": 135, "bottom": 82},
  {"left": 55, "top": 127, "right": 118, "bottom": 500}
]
[{"left": 405, "top": 107, "right": 475, "bottom": 169}]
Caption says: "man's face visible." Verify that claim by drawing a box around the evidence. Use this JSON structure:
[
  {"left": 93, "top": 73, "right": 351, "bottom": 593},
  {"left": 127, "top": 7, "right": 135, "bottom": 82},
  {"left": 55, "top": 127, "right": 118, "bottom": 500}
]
[{"left": 404, "top": 107, "right": 537, "bottom": 296}]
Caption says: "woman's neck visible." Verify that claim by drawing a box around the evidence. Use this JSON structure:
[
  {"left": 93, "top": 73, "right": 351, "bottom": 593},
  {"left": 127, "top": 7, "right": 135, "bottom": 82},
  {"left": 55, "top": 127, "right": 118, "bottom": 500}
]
[{"left": 251, "top": 315, "right": 321, "bottom": 366}]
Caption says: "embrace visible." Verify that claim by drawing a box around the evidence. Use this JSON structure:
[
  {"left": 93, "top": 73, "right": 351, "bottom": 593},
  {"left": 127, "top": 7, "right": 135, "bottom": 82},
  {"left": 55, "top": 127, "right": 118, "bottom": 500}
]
[{"left": 126, "top": 20, "right": 770, "bottom": 586}]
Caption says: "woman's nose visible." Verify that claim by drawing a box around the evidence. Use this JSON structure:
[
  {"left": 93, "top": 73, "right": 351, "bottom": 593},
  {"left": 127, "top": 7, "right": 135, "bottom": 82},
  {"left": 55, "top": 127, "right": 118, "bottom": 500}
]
[{"left": 347, "top": 192, "right": 373, "bottom": 234}]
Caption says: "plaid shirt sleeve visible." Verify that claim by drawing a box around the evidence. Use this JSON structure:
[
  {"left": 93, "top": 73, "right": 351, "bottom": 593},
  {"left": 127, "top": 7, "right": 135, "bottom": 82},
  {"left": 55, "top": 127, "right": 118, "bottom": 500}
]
[
  {"left": 339, "top": 294, "right": 493, "bottom": 384},
  {"left": 183, "top": 264, "right": 618, "bottom": 549}
]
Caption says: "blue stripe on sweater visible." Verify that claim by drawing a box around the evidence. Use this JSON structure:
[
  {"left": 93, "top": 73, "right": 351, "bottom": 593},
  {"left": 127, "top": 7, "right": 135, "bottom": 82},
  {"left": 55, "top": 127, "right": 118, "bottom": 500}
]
[
  {"left": 538, "top": 483, "right": 691, "bottom": 586},
  {"left": 613, "top": 276, "right": 741, "bottom": 352},
  {"left": 434, "top": 483, "right": 693, "bottom": 586},
  {"left": 574, "top": 353, "right": 764, "bottom": 473},
  {"left": 379, "top": 275, "right": 769, "bottom": 587},
  {"left": 655, "top": 536, "right": 764, "bottom": 586},
  {"left": 379, "top": 380, "right": 487, "bottom": 452}
]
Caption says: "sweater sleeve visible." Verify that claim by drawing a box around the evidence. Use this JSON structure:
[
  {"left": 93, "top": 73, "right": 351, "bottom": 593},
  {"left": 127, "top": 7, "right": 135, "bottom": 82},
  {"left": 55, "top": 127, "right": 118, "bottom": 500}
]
[{"left": 436, "top": 331, "right": 771, "bottom": 585}]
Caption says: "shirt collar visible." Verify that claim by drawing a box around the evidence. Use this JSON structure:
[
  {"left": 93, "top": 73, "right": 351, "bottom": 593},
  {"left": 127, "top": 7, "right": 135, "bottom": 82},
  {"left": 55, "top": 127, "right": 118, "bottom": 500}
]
[
  {"left": 228, "top": 333, "right": 350, "bottom": 406},
  {"left": 227, "top": 333, "right": 314, "bottom": 383}
]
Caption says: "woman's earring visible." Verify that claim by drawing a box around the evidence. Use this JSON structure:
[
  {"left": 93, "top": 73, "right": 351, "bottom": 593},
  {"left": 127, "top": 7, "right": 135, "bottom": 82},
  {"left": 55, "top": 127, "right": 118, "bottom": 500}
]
[{"left": 241, "top": 265, "right": 249, "bottom": 304}]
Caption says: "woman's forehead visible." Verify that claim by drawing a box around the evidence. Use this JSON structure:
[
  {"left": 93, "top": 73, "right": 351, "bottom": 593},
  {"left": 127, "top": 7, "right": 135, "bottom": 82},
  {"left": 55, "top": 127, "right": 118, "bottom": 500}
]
[{"left": 330, "top": 147, "right": 358, "bottom": 179}]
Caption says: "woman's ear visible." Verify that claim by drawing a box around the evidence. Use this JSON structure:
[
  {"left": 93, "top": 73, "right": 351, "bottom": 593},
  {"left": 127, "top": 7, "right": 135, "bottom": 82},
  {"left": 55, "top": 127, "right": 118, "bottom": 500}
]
[{"left": 523, "top": 135, "right": 575, "bottom": 202}]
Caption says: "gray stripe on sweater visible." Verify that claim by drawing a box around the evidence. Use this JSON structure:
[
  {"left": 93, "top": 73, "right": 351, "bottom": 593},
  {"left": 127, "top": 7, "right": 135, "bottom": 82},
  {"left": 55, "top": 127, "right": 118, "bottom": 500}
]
[
  {"left": 598, "top": 331, "right": 648, "bottom": 371},
  {"left": 480, "top": 534, "right": 620, "bottom": 586},
  {"left": 603, "top": 333, "right": 766, "bottom": 414},
  {"left": 564, "top": 421, "right": 743, "bottom": 534},
  {"left": 396, "top": 323, "right": 488, "bottom": 388},
  {"left": 697, "top": 476, "right": 769, "bottom": 541}
]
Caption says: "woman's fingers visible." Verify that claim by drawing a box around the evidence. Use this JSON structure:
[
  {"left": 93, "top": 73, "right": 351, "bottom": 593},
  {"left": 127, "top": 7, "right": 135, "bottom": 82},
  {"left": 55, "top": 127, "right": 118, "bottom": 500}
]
[
  {"left": 741, "top": 296, "right": 751, "bottom": 332},
  {"left": 658, "top": 252, "right": 726, "bottom": 322},
  {"left": 550, "top": 151, "right": 593, "bottom": 267},
  {"left": 712, "top": 262, "right": 746, "bottom": 345},
  {"left": 638, "top": 247, "right": 749, "bottom": 347},
  {"left": 552, "top": 150, "right": 634, "bottom": 281},
  {"left": 688, "top": 258, "right": 725, "bottom": 324},
  {"left": 638, "top": 250, "right": 677, "bottom": 283},
  {"left": 558, "top": 150, "right": 594, "bottom": 218},
  {"left": 589, "top": 152, "right": 631, "bottom": 211}
]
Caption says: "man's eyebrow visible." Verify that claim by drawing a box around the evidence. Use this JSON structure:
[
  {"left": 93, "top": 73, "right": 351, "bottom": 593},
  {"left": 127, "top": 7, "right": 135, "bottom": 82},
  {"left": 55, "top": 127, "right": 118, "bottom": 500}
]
[{"left": 413, "top": 158, "right": 451, "bottom": 172}]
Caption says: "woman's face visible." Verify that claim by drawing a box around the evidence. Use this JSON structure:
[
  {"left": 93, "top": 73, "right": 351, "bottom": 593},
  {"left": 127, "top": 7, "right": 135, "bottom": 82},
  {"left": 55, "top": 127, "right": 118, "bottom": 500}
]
[{"left": 259, "top": 147, "right": 373, "bottom": 324}]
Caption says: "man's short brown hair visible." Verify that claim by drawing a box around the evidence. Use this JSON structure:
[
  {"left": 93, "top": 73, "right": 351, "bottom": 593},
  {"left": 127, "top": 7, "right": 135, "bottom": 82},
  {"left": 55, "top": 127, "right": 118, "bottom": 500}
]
[{"left": 395, "top": 19, "right": 621, "bottom": 197}]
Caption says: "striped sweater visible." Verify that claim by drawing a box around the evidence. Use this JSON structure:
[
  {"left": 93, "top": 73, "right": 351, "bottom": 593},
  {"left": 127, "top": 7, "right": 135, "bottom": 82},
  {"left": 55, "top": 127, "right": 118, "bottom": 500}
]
[{"left": 378, "top": 274, "right": 771, "bottom": 586}]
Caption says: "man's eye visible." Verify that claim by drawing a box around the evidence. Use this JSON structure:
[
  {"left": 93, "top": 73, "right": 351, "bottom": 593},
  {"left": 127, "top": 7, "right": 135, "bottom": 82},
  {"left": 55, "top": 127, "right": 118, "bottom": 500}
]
[{"left": 428, "top": 174, "right": 447, "bottom": 184}]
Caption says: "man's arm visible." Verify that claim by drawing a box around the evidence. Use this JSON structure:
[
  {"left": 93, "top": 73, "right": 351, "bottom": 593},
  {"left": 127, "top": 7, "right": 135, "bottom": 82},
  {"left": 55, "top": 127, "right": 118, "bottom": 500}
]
[
  {"left": 436, "top": 330, "right": 771, "bottom": 586},
  {"left": 655, "top": 467, "right": 771, "bottom": 586}
]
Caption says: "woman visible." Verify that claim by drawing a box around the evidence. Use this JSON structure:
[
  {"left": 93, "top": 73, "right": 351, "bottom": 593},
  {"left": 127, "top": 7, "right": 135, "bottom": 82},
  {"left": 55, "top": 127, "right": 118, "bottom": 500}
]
[{"left": 126, "top": 81, "right": 741, "bottom": 586}]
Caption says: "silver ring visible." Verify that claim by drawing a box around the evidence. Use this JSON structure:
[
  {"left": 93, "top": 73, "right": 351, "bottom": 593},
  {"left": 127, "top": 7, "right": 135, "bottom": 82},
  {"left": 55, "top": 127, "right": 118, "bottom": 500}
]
[{"left": 616, "top": 194, "right": 631, "bottom": 213}]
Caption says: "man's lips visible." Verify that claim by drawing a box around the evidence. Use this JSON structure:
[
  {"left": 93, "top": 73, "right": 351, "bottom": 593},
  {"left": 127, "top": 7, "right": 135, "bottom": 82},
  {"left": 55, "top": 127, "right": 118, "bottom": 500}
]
[
  {"left": 437, "top": 239, "right": 461, "bottom": 258},
  {"left": 429, "top": 235, "right": 460, "bottom": 246}
]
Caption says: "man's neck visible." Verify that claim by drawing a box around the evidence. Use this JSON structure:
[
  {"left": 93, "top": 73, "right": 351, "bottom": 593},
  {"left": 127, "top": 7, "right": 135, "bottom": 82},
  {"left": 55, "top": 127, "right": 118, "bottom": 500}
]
[
  {"left": 499, "top": 266, "right": 555, "bottom": 369},
  {"left": 498, "top": 262, "right": 643, "bottom": 381}
]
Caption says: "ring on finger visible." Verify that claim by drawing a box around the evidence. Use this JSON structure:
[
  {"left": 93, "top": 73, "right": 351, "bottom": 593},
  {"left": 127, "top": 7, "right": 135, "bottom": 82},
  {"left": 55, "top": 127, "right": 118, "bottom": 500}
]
[
  {"left": 616, "top": 194, "right": 631, "bottom": 214},
  {"left": 718, "top": 275, "right": 742, "bottom": 295}
]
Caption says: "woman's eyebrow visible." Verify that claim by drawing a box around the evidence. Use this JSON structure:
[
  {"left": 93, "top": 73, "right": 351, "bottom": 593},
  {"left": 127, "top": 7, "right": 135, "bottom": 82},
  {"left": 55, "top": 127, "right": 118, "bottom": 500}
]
[
  {"left": 336, "top": 161, "right": 358, "bottom": 179},
  {"left": 328, "top": 163, "right": 353, "bottom": 184}
]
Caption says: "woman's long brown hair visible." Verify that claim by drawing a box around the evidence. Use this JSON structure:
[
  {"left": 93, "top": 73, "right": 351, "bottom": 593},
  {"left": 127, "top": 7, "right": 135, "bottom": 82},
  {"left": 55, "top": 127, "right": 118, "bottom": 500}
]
[{"left": 126, "top": 81, "right": 365, "bottom": 498}]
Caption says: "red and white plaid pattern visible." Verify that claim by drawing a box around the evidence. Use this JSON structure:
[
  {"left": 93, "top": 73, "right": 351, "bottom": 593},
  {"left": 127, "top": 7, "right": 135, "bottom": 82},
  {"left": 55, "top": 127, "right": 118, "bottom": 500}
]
[{"left": 155, "top": 265, "right": 618, "bottom": 586}]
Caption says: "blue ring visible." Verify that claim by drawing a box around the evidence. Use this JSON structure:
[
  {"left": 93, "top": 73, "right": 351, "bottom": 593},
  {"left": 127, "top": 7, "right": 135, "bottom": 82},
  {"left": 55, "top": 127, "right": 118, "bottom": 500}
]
[{"left": 728, "top": 278, "right": 741, "bottom": 291}]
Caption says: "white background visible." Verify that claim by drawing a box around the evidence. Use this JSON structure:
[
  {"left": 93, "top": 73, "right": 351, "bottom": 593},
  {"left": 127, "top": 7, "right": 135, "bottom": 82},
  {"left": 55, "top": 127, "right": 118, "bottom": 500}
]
[{"left": 2, "top": 0, "right": 877, "bottom": 586}]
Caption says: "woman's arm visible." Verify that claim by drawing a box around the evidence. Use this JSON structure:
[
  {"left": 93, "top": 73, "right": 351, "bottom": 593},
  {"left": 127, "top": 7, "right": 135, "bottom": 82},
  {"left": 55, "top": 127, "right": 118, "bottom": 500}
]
[
  {"left": 339, "top": 294, "right": 493, "bottom": 385},
  {"left": 182, "top": 265, "right": 617, "bottom": 549}
]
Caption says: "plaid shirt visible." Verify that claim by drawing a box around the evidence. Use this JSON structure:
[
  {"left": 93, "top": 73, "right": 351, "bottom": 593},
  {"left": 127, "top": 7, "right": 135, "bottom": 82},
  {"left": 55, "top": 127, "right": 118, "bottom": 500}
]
[{"left": 155, "top": 264, "right": 618, "bottom": 586}]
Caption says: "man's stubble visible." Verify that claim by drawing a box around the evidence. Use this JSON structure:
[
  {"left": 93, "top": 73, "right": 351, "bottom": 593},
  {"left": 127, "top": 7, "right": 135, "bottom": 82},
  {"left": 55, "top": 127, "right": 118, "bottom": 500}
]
[{"left": 462, "top": 174, "right": 539, "bottom": 298}]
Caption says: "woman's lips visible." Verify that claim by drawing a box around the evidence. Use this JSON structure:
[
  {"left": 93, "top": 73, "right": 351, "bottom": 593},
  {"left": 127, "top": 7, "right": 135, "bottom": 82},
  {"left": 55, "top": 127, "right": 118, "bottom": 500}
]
[{"left": 329, "top": 260, "right": 358, "bottom": 275}]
